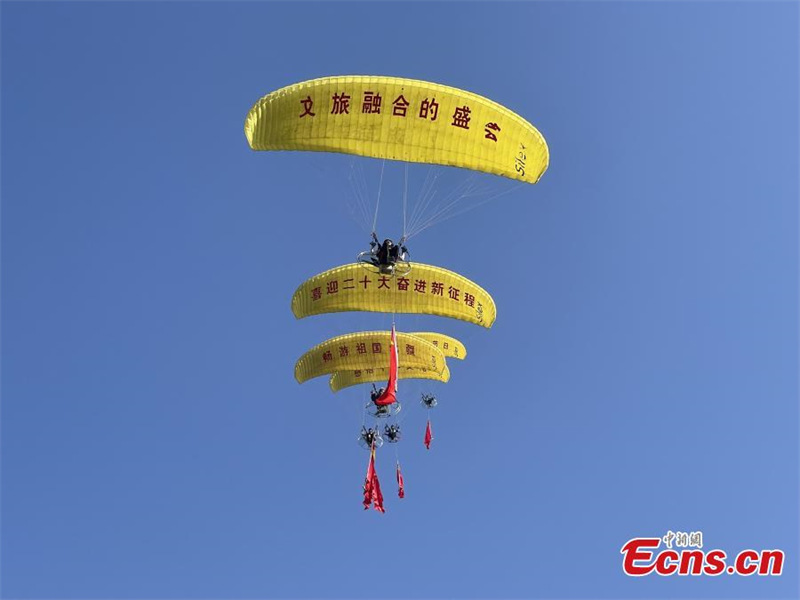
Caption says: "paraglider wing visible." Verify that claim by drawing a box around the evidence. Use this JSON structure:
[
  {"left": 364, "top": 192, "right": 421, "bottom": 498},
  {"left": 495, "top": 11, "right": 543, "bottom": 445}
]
[
  {"left": 292, "top": 263, "right": 496, "bottom": 328},
  {"left": 294, "top": 331, "right": 445, "bottom": 384},
  {"left": 405, "top": 332, "right": 467, "bottom": 360},
  {"left": 245, "top": 76, "right": 549, "bottom": 184},
  {"left": 329, "top": 364, "right": 451, "bottom": 393},
  {"left": 327, "top": 331, "right": 463, "bottom": 392}
]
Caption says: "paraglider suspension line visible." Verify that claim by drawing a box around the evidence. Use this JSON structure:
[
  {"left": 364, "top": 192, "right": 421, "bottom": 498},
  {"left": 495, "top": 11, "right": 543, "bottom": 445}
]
[
  {"left": 371, "top": 159, "right": 386, "bottom": 235},
  {"left": 402, "top": 163, "right": 408, "bottom": 241}
]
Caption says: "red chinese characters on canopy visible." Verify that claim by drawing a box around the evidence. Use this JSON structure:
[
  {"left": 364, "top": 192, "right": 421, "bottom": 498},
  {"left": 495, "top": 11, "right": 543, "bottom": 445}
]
[
  {"left": 309, "top": 274, "right": 480, "bottom": 309},
  {"left": 331, "top": 92, "right": 351, "bottom": 115},
  {"left": 484, "top": 122, "right": 501, "bottom": 142},
  {"left": 362, "top": 91, "right": 382, "bottom": 114},
  {"left": 452, "top": 106, "right": 471, "bottom": 129},
  {"left": 419, "top": 98, "right": 439, "bottom": 121},
  {"left": 299, "top": 96, "right": 315, "bottom": 118},
  {"left": 313, "top": 278, "right": 364, "bottom": 296},
  {"left": 316, "top": 336, "right": 426, "bottom": 366},
  {"left": 298, "top": 88, "right": 503, "bottom": 148},
  {"left": 392, "top": 95, "right": 410, "bottom": 117}
]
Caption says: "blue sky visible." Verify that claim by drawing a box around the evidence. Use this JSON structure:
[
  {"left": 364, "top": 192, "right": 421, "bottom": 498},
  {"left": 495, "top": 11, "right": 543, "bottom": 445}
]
[{"left": 1, "top": 1, "right": 798, "bottom": 598}]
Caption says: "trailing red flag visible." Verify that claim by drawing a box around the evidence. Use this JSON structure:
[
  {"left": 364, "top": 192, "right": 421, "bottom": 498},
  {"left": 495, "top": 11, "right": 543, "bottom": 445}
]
[
  {"left": 374, "top": 325, "right": 399, "bottom": 407},
  {"left": 362, "top": 445, "right": 385, "bottom": 513},
  {"left": 396, "top": 461, "right": 405, "bottom": 499},
  {"left": 424, "top": 419, "right": 433, "bottom": 449}
]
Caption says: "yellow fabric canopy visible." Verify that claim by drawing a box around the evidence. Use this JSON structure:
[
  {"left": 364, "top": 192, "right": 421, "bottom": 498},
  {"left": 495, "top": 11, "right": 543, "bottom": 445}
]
[
  {"left": 291, "top": 263, "right": 496, "bottom": 328},
  {"left": 245, "top": 75, "right": 548, "bottom": 184},
  {"left": 295, "top": 331, "right": 447, "bottom": 384},
  {"left": 408, "top": 332, "right": 467, "bottom": 360},
  {"left": 329, "top": 364, "right": 451, "bottom": 393}
]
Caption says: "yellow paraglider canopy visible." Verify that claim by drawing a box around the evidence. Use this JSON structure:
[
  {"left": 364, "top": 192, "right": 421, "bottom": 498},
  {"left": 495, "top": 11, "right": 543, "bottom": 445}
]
[
  {"left": 402, "top": 332, "right": 466, "bottom": 360},
  {"left": 329, "top": 364, "right": 451, "bottom": 393},
  {"left": 245, "top": 76, "right": 548, "bottom": 184},
  {"left": 327, "top": 332, "right": 464, "bottom": 392},
  {"left": 294, "top": 331, "right": 448, "bottom": 384},
  {"left": 292, "top": 263, "right": 496, "bottom": 328}
]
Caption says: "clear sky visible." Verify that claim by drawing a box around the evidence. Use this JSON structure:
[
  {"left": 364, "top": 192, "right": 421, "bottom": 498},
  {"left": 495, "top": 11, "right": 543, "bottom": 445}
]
[{"left": 1, "top": 2, "right": 798, "bottom": 599}]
